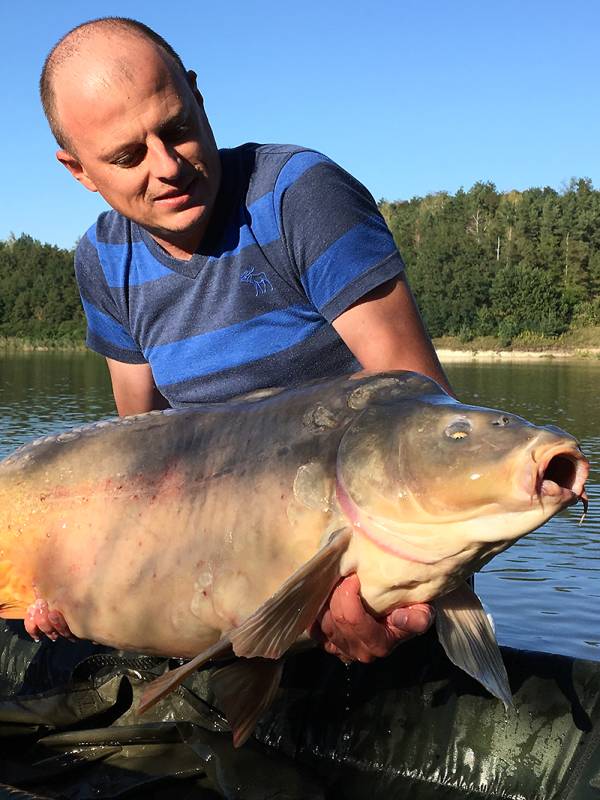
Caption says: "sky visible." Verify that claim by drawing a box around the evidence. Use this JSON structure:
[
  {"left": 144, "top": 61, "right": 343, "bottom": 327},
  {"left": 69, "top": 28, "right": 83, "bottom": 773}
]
[{"left": 1, "top": 0, "right": 598, "bottom": 250}]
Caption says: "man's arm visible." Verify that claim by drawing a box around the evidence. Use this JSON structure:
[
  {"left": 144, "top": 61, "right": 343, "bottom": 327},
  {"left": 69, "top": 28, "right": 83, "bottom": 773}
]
[
  {"left": 106, "top": 358, "right": 170, "bottom": 416},
  {"left": 333, "top": 273, "right": 454, "bottom": 396},
  {"left": 313, "top": 272, "right": 453, "bottom": 663}
]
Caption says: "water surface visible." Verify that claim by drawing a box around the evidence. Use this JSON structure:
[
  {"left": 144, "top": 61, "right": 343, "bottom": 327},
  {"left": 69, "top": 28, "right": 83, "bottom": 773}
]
[
  {"left": 446, "top": 360, "right": 600, "bottom": 661},
  {"left": 0, "top": 352, "right": 598, "bottom": 661}
]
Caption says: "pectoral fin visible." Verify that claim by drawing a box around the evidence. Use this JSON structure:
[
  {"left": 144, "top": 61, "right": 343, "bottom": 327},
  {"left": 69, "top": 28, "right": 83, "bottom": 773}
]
[
  {"left": 435, "top": 582, "right": 513, "bottom": 708},
  {"left": 210, "top": 658, "right": 284, "bottom": 747},
  {"left": 230, "top": 526, "right": 353, "bottom": 659},
  {"left": 138, "top": 636, "right": 234, "bottom": 714},
  {"left": 139, "top": 526, "right": 352, "bottom": 717}
]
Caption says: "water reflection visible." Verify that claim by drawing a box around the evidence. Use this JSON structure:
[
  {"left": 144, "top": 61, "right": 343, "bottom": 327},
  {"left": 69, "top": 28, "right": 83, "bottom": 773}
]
[
  {"left": 447, "top": 360, "right": 600, "bottom": 661},
  {"left": 0, "top": 351, "right": 115, "bottom": 449},
  {"left": 0, "top": 353, "right": 598, "bottom": 661}
]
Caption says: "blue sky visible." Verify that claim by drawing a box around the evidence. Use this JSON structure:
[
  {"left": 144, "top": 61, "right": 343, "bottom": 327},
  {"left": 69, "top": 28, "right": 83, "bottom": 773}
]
[{"left": 1, "top": 0, "right": 598, "bottom": 249}]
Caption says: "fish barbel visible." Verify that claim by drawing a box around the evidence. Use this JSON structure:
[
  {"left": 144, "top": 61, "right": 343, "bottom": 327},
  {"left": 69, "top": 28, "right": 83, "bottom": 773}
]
[{"left": 0, "top": 371, "right": 589, "bottom": 745}]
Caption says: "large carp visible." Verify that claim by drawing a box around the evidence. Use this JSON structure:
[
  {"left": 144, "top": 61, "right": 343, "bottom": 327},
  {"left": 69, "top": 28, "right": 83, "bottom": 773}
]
[{"left": 0, "top": 371, "right": 589, "bottom": 745}]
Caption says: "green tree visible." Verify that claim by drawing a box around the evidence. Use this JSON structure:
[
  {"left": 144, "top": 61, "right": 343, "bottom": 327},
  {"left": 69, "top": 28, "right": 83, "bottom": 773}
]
[{"left": 489, "top": 264, "right": 571, "bottom": 340}]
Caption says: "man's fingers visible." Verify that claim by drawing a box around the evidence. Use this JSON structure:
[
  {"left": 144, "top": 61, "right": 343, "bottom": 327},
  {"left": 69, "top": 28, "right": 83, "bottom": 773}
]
[
  {"left": 24, "top": 616, "right": 41, "bottom": 642},
  {"left": 48, "top": 610, "right": 74, "bottom": 639},
  {"left": 389, "top": 603, "right": 435, "bottom": 636},
  {"left": 323, "top": 575, "right": 392, "bottom": 662},
  {"left": 328, "top": 573, "right": 366, "bottom": 627},
  {"left": 24, "top": 599, "right": 74, "bottom": 642},
  {"left": 312, "top": 574, "right": 436, "bottom": 664}
]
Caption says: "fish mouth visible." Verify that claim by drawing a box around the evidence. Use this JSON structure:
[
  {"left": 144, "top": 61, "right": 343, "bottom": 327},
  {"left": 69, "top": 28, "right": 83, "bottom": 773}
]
[{"left": 529, "top": 442, "right": 589, "bottom": 519}]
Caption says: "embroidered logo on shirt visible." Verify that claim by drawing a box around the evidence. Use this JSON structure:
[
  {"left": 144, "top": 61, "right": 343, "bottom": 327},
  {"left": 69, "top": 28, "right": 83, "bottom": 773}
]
[{"left": 240, "top": 267, "right": 274, "bottom": 296}]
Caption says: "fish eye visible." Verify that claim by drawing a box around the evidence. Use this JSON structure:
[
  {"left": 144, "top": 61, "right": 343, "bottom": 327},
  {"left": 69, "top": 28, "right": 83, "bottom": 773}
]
[
  {"left": 492, "top": 415, "right": 511, "bottom": 427},
  {"left": 445, "top": 419, "right": 472, "bottom": 440}
]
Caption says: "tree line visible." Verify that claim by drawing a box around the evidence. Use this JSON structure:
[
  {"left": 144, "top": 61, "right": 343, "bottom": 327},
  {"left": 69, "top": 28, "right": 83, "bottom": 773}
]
[
  {"left": 381, "top": 177, "right": 600, "bottom": 343},
  {"left": 0, "top": 234, "right": 85, "bottom": 342},
  {"left": 1, "top": 177, "right": 599, "bottom": 346}
]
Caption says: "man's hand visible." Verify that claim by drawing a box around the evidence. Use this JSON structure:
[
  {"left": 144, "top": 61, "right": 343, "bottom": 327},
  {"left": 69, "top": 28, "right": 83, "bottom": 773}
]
[
  {"left": 311, "top": 573, "right": 434, "bottom": 663},
  {"left": 25, "top": 599, "right": 74, "bottom": 642}
]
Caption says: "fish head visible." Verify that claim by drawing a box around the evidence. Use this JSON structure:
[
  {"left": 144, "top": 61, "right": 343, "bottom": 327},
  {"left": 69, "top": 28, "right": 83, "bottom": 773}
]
[{"left": 336, "top": 396, "right": 589, "bottom": 565}]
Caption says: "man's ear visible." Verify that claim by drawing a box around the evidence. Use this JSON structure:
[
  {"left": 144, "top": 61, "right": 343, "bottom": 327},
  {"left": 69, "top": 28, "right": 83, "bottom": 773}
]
[
  {"left": 56, "top": 150, "right": 98, "bottom": 192},
  {"left": 186, "top": 70, "right": 204, "bottom": 105}
]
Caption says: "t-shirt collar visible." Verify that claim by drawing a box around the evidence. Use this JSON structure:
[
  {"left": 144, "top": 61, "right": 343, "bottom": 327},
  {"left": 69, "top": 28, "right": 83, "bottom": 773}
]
[{"left": 133, "top": 148, "right": 238, "bottom": 278}]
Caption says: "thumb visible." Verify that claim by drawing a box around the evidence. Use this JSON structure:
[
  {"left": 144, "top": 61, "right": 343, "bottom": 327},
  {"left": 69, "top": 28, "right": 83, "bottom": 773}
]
[{"left": 389, "top": 603, "right": 435, "bottom": 635}]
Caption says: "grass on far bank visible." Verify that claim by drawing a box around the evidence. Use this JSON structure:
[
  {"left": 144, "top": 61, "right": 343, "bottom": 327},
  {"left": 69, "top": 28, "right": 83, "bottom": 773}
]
[
  {"left": 1, "top": 326, "right": 600, "bottom": 355},
  {"left": 0, "top": 335, "right": 87, "bottom": 352},
  {"left": 434, "top": 326, "right": 600, "bottom": 354}
]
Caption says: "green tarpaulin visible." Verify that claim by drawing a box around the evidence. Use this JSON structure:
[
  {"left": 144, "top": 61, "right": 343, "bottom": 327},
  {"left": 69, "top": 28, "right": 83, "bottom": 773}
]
[{"left": 1, "top": 620, "right": 600, "bottom": 799}]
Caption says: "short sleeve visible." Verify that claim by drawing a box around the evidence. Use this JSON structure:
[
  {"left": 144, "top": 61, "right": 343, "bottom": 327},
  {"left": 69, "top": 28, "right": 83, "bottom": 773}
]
[
  {"left": 75, "top": 225, "right": 147, "bottom": 364},
  {"left": 276, "top": 153, "right": 404, "bottom": 322}
]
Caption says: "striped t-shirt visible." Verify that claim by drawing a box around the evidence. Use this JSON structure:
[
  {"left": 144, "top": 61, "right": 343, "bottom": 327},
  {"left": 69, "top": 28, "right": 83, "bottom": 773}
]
[{"left": 75, "top": 143, "right": 405, "bottom": 405}]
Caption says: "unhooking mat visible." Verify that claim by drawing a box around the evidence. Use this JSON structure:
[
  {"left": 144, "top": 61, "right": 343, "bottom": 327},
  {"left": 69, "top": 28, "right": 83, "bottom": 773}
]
[{"left": 1, "top": 619, "right": 600, "bottom": 800}]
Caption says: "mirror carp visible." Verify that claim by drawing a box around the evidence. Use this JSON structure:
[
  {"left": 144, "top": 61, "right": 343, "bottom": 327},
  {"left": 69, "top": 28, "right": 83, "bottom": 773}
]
[{"left": 0, "top": 371, "right": 589, "bottom": 745}]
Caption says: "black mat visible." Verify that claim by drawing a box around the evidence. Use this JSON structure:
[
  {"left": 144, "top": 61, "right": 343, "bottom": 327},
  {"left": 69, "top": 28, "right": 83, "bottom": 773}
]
[{"left": 1, "top": 621, "right": 600, "bottom": 799}]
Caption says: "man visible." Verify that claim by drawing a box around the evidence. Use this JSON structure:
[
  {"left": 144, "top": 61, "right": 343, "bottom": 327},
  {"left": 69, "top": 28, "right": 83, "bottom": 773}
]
[{"left": 37, "top": 17, "right": 451, "bottom": 662}]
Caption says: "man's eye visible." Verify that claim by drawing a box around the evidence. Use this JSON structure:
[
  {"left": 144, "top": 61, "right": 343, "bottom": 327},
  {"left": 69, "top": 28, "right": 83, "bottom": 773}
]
[
  {"left": 166, "top": 124, "right": 191, "bottom": 142},
  {"left": 112, "top": 150, "right": 144, "bottom": 168}
]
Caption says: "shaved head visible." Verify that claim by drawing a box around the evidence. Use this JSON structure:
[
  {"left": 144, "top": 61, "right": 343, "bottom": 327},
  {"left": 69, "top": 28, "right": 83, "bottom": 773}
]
[
  {"left": 40, "top": 17, "right": 187, "bottom": 152},
  {"left": 42, "top": 17, "right": 221, "bottom": 258}
]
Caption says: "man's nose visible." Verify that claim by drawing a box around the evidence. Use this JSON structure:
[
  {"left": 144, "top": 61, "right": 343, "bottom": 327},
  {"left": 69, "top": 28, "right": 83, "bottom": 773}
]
[{"left": 147, "top": 136, "right": 181, "bottom": 180}]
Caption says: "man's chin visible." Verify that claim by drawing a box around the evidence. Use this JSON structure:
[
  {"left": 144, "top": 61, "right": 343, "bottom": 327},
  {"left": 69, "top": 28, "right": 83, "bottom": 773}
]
[{"left": 146, "top": 208, "right": 209, "bottom": 256}]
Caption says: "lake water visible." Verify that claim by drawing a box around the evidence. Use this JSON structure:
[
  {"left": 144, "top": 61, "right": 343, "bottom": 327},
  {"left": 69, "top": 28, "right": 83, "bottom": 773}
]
[{"left": 0, "top": 352, "right": 598, "bottom": 662}]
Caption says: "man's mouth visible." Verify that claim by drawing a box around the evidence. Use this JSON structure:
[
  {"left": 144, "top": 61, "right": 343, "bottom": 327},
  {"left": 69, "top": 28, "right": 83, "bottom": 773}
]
[{"left": 153, "top": 176, "right": 198, "bottom": 205}]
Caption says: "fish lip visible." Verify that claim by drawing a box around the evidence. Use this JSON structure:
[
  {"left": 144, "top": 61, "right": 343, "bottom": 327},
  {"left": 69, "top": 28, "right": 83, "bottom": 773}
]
[{"left": 530, "top": 441, "right": 590, "bottom": 510}]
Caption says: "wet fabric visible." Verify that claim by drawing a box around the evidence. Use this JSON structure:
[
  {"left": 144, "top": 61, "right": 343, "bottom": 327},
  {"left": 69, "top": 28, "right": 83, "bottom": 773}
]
[{"left": 1, "top": 620, "right": 600, "bottom": 799}]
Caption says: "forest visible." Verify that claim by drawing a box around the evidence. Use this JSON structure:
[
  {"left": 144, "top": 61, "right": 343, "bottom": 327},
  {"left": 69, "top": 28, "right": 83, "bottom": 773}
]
[
  {"left": 0, "top": 177, "right": 599, "bottom": 347},
  {"left": 381, "top": 177, "right": 600, "bottom": 345},
  {"left": 0, "top": 234, "right": 85, "bottom": 343}
]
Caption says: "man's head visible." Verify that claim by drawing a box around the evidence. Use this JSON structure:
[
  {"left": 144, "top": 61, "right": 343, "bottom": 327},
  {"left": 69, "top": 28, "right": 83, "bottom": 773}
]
[{"left": 41, "top": 18, "right": 221, "bottom": 257}]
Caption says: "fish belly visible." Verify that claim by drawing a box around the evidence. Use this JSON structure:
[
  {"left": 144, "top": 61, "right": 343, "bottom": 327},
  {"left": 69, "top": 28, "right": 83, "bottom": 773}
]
[{"left": 0, "top": 399, "right": 341, "bottom": 657}]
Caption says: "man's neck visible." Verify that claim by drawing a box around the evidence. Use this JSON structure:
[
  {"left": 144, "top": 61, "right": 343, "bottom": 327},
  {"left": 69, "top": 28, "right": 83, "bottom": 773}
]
[
  {"left": 147, "top": 213, "right": 216, "bottom": 260},
  {"left": 149, "top": 232, "right": 199, "bottom": 261}
]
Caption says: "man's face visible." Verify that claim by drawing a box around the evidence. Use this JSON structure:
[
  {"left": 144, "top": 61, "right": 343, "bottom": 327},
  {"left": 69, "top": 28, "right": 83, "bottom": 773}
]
[{"left": 55, "top": 39, "right": 221, "bottom": 257}]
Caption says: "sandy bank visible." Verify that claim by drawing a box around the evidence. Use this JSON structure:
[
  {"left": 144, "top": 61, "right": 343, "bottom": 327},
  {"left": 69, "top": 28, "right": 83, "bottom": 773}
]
[{"left": 437, "top": 348, "right": 600, "bottom": 363}]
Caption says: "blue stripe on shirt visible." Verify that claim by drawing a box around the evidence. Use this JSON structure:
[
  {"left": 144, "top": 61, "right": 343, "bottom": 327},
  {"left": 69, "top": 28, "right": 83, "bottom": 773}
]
[
  {"left": 146, "top": 304, "right": 324, "bottom": 386},
  {"left": 81, "top": 297, "right": 140, "bottom": 351},
  {"left": 91, "top": 199, "right": 281, "bottom": 286},
  {"left": 88, "top": 227, "right": 173, "bottom": 288},
  {"left": 300, "top": 215, "right": 398, "bottom": 310},
  {"left": 208, "top": 194, "right": 280, "bottom": 262},
  {"left": 245, "top": 192, "right": 280, "bottom": 248}
]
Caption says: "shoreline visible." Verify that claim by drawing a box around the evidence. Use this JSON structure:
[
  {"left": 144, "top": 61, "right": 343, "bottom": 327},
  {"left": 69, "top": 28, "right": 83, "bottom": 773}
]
[
  {"left": 1, "top": 340, "right": 600, "bottom": 363},
  {"left": 436, "top": 347, "right": 600, "bottom": 363}
]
